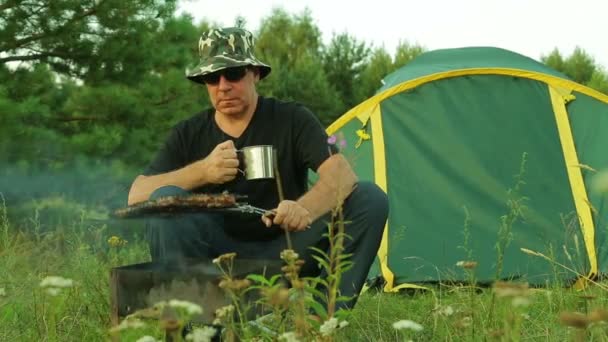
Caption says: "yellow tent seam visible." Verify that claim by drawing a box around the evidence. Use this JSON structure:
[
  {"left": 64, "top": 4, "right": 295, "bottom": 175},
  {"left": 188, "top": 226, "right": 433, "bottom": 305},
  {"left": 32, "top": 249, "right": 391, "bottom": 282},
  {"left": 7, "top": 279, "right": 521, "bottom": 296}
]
[
  {"left": 548, "top": 86, "right": 598, "bottom": 278},
  {"left": 327, "top": 67, "right": 608, "bottom": 135},
  {"left": 369, "top": 104, "right": 428, "bottom": 292},
  {"left": 368, "top": 104, "right": 394, "bottom": 291}
]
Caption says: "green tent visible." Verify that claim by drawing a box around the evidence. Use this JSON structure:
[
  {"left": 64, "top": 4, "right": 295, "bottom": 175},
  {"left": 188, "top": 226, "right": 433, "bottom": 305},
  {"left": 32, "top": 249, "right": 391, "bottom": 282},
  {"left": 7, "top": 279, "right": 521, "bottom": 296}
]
[{"left": 326, "top": 46, "right": 608, "bottom": 292}]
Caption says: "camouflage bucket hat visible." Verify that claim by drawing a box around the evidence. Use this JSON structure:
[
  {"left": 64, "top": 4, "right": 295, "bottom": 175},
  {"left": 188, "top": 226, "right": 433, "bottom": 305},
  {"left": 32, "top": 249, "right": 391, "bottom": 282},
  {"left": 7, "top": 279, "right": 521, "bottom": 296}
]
[{"left": 186, "top": 27, "right": 271, "bottom": 84}]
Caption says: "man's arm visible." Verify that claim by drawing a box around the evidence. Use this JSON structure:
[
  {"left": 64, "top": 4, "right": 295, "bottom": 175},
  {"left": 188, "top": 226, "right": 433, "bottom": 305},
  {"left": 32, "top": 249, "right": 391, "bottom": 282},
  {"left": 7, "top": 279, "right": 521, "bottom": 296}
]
[
  {"left": 297, "top": 153, "right": 358, "bottom": 221},
  {"left": 128, "top": 140, "right": 239, "bottom": 205},
  {"left": 127, "top": 161, "right": 207, "bottom": 205},
  {"left": 267, "top": 153, "right": 358, "bottom": 231}
]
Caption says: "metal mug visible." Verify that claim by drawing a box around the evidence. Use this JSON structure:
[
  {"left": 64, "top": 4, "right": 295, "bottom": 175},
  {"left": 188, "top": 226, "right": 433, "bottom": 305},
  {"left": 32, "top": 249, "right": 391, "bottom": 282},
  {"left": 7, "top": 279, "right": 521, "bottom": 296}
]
[{"left": 237, "top": 145, "right": 275, "bottom": 180}]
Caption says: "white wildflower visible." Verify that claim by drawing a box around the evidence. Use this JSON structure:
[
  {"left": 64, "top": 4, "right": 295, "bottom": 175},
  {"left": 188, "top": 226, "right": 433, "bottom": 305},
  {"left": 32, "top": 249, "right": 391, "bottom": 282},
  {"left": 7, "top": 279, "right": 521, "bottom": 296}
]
[
  {"left": 434, "top": 305, "right": 454, "bottom": 316},
  {"left": 278, "top": 331, "right": 300, "bottom": 342},
  {"left": 339, "top": 320, "right": 349, "bottom": 328},
  {"left": 0, "top": 288, "right": 6, "bottom": 296},
  {"left": 169, "top": 299, "right": 203, "bottom": 315},
  {"left": 135, "top": 336, "right": 159, "bottom": 342},
  {"left": 40, "top": 276, "right": 74, "bottom": 288},
  {"left": 319, "top": 317, "right": 339, "bottom": 336},
  {"left": 392, "top": 319, "right": 424, "bottom": 331},
  {"left": 109, "top": 318, "right": 146, "bottom": 332},
  {"left": 215, "top": 304, "right": 234, "bottom": 319},
  {"left": 186, "top": 326, "right": 217, "bottom": 342}
]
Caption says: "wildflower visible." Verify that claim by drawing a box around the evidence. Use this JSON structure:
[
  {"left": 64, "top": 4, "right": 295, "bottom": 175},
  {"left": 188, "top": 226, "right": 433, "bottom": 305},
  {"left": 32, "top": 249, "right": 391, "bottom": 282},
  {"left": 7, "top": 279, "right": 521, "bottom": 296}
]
[
  {"left": 40, "top": 276, "right": 74, "bottom": 296},
  {"left": 186, "top": 326, "right": 217, "bottom": 342},
  {"left": 0, "top": 288, "right": 5, "bottom": 296},
  {"left": 588, "top": 309, "right": 608, "bottom": 323},
  {"left": 278, "top": 332, "right": 300, "bottom": 342},
  {"left": 559, "top": 311, "right": 590, "bottom": 329},
  {"left": 493, "top": 281, "right": 530, "bottom": 298},
  {"left": 213, "top": 252, "right": 237, "bottom": 265},
  {"left": 356, "top": 129, "right": 370, "bottom": 140},
  {"left": 456, "top": 261, "right": 478, "bottom": 269},
  {"left": 319, "top": 317, "right": 339, "bottom": 336},
  {"left": 107, "top": 235, "right": 128, "bottom": 247},
  {"left": 433, "top": 305, "right": 454, "bottom": 316},
  {"left": 327, "top": 135, "right": 337, "bottom": 145},
  {"left": 40, "top": 276, "right": 74, "bottom": 288},
  {"left": 280, "top": 249, "right": 299, "bottom": 262},
  {"left": 169, "top": 299, "right": 203, "bottom": 316},
  {"left": 214, "top": 304, "right": 235, "bottom": 319},
  {"left": 392, "top": 319, "right": 424, "bottom": 331},
  {"left": 109, "top": 318, "right": 146, "bottom": 332},
  {"left": 218, "top": 278, "right": 251, "bottom": 291},
  {"left": 135, "top": 336, "right": 159, "bottom": 342},
  {"left": 355, "top": 129, "right": 370, "bottom": 148},
  {"left": 339, "top": 320, "right": 349, "bottom": 328},
  {"left": 262, "top": 287, "right": 290, "bottom": 308}
]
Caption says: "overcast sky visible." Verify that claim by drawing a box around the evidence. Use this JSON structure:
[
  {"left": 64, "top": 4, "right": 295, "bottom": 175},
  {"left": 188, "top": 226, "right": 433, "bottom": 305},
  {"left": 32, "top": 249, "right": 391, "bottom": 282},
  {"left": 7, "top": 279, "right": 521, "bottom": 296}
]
[{"left": 178, "top": 0, "right": 607, "bottom": 69}]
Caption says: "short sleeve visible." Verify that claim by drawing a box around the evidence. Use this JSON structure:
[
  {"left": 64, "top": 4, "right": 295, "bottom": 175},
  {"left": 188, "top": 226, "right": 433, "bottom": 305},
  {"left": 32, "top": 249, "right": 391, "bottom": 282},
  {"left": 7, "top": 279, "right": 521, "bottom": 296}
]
[
  {"left": 292, "top": 105, "right": 339, "bottom": 172},
  {"left": 143, "top": 126, "right": 185, "bottom": 176}
]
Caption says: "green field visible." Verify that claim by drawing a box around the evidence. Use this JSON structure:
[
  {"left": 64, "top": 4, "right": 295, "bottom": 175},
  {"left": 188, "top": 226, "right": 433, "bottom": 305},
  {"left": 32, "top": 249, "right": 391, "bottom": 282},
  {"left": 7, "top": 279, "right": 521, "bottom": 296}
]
[{"left": 2, "top": 202, "right": 608, "bottom": 342}]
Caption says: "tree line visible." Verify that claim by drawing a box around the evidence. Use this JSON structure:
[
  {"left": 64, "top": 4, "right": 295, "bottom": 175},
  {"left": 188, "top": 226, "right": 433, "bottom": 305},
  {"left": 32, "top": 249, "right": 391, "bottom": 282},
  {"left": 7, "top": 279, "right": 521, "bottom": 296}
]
[{"left": 1, "top": 1, "right": 606, "bottom": 223}]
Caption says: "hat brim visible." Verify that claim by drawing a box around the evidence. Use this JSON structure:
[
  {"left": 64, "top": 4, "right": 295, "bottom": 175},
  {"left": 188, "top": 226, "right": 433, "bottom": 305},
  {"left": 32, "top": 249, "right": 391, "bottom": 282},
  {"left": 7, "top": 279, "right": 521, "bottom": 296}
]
[{"left": 186, "top": 55, "right": 271, "bottom": 84}]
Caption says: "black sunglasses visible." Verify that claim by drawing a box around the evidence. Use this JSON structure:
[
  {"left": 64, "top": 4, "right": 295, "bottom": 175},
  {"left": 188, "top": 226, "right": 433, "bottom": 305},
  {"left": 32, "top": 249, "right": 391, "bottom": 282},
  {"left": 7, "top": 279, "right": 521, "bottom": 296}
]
[{"left": 201, "top": 66, "right": 249, "bottom": 85}]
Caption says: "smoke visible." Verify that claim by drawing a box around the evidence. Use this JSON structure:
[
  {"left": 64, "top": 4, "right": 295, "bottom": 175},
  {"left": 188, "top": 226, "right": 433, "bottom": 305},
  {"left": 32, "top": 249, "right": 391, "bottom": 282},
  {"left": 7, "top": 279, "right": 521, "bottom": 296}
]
[{"left": 0, "top": 158, "right": 143, "bottom": 234}]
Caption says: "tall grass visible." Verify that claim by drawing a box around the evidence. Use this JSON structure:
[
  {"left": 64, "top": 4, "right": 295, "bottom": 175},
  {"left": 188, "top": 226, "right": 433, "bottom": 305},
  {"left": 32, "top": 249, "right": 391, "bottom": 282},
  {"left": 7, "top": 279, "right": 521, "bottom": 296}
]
[{"left": 2, "top": 193, "right": 608, "bottom": 341}]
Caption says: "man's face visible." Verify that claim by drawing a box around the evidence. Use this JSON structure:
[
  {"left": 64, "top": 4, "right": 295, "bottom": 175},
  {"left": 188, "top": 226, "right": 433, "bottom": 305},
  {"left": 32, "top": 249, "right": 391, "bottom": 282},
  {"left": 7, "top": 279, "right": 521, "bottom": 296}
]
[{"left": 203, "top": 66, "right": 259, "bottom": 116}]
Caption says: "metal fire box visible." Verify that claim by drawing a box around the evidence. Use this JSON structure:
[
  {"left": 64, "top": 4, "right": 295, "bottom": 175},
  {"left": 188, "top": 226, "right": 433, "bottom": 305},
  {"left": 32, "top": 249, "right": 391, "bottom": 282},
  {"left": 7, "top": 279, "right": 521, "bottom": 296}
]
[{"left": 109, "top": 259, "right": 284, "bottom": 326}]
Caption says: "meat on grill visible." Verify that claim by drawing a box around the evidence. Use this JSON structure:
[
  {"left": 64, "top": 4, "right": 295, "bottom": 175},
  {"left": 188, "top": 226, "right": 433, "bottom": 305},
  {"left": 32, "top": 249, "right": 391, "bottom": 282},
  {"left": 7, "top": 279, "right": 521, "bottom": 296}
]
[{"left": 113, "top": 192, "right": 239, "bottom": 218}]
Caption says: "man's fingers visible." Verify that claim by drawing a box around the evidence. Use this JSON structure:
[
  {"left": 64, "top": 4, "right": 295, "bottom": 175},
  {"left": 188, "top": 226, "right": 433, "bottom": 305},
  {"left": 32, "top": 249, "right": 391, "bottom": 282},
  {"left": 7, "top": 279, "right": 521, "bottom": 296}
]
[
  {"left": 218, "top": 148, "right": 238, "bottom": 160},
  {"left": 218, "top": 140, "right": 235, "bottom": 150},
  {"left": 222, "top": 158, "right": 239, "bottom": 168},
  {"left": 261, "top": 215, "right": 272, "bottom": 227},
  {"left": 272, "top": 202, "right": 289, "bottom": 225}
]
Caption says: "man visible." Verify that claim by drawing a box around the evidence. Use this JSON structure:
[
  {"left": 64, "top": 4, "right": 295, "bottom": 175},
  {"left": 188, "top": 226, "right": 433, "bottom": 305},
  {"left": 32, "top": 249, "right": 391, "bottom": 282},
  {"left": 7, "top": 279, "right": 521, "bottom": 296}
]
[{"left": 127, "top": 27, "right": 388, "bottom": 311}]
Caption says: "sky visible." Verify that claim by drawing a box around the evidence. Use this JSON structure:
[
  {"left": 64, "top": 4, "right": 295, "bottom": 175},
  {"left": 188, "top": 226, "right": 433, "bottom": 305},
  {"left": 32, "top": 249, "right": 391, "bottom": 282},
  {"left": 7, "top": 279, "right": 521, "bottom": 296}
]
[{"left": 177, "top": 0, "right": 608, "bottom": 69}]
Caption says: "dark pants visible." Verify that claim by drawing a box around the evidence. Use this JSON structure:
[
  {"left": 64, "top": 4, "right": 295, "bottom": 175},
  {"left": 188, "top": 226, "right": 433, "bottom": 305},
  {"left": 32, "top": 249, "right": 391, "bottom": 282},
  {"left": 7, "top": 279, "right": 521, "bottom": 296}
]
[{"left": 146, "top": 181, "right": 388, "bottom": 310}]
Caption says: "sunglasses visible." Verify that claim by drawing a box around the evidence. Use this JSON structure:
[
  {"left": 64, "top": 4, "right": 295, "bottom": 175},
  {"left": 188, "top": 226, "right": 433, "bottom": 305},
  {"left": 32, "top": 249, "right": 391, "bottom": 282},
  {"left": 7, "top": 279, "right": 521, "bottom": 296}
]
[{"left": 201, "top": 66, "right": 249, "bottom": 85}]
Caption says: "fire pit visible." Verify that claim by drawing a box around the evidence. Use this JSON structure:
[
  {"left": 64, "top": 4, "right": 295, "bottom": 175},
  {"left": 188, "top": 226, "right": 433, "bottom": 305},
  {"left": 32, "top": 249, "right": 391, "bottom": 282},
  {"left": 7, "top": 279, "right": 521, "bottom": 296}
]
[
  {"left": 109, "top": 192, "right": 284, "bottom": 326},
  {"left": 110, "top": 258, "right": 284, "bottom": 326}
]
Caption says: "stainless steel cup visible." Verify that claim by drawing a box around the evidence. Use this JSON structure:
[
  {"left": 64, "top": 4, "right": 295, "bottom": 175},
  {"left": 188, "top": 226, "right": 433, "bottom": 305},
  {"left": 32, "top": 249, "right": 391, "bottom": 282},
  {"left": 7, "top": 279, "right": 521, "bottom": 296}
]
[{"left": 238, "top": 145, "right": 275, "bottom": 180}]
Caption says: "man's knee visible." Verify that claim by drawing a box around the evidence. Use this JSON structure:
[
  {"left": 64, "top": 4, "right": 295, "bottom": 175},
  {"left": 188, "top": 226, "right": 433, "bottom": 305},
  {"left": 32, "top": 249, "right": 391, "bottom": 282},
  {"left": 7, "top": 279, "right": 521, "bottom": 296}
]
[
  {"left": 149, "top": 185, "right": 188, "bottom": 200},
  {"left": 347, "top": 181, "right": 389, "bottom": 215},
  {"left": 342, "top": 181, "right": 389, "bottom": 234}
]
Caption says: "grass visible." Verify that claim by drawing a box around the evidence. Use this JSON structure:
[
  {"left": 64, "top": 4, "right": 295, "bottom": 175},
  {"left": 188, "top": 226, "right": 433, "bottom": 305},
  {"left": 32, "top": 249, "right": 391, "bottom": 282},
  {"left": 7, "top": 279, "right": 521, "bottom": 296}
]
[
  {"left": 2, "top": 210, "right": 608, "bottom": 342},
  {"left": 3, "top": 161, "right": 608, "bottom": 342}
]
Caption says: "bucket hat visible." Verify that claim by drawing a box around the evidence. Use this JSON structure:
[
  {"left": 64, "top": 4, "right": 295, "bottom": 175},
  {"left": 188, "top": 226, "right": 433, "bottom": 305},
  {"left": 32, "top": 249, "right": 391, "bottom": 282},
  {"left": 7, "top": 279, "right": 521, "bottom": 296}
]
[{"left": 186, "top": 27, "right": 271, "bottom": 84}]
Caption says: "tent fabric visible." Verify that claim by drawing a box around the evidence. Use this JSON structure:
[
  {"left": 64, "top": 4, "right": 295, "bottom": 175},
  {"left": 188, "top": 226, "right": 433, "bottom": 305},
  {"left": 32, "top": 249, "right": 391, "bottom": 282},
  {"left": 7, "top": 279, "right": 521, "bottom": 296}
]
[{"left": 326, "top": 46, "right": 608, "bottom": 292}]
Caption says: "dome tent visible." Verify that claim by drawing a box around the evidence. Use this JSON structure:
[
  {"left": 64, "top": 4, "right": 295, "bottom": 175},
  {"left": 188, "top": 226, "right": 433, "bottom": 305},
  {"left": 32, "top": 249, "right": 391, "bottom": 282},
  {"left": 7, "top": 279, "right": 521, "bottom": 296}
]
[{"left": 326, "top": 46, "right": 608, "bottom": 292}]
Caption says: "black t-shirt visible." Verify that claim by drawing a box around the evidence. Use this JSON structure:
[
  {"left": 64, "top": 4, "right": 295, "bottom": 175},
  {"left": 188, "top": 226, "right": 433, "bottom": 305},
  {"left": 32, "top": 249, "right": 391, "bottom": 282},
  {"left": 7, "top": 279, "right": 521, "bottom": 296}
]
[{"left": 144, "top": 96, "right": 337, "bottom": 241}]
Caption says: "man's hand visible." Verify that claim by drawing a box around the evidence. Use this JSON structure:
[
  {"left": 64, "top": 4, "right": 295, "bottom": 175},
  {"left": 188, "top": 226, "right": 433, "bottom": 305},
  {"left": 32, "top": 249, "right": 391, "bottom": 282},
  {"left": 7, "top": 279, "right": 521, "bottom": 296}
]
[
  {"left": 261, "top": 200, "right": 312, "bottom": 231},
  {"left": 201, "top": 140, "right": 239, "bottom": 184}
]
